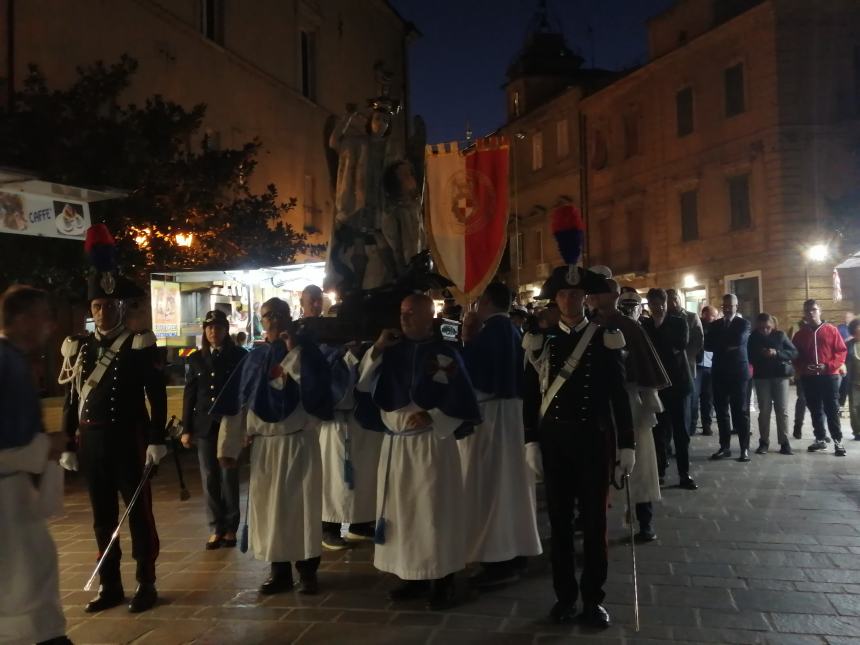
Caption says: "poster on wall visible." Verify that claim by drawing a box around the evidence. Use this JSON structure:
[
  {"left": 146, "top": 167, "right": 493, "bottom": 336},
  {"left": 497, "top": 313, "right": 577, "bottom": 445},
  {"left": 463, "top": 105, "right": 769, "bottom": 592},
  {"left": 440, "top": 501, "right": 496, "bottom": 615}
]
[
  {"left": 151, "top": 280, "right": 181, "bottom": 338},
  {"left": 0, "top": 189, "right": 91, "bottom": 239}
]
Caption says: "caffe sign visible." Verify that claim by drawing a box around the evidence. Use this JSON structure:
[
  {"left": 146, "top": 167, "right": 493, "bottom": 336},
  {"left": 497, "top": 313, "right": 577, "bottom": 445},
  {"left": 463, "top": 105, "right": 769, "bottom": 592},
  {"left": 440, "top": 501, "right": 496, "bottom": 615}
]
[{"left": 0, "top": 188, "right": 91, "bottom": 240}]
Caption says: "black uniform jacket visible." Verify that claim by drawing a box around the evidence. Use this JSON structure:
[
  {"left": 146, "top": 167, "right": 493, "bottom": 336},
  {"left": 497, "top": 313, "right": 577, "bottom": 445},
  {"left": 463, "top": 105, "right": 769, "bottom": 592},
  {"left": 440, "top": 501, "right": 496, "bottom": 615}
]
[
  {"left": 641, "top": 313, "right": 693, "bottom": 396},
  {"left": 61, "top": 328, "right": 168, "bottom": 450},
  {"left": 705, "top": 315, "right": 752, "bottom": 380},
  {"left": 523, "top": 318, "right": 634, "bottom": 451},
  {"left": 182, "top": 343, "right": 248, "bottom": 438}
]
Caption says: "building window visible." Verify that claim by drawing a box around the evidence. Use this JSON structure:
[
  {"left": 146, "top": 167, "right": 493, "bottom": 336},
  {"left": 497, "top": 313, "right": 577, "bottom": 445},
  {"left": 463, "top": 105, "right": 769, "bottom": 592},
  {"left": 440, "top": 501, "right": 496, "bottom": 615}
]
[
  {"left": 303, "top": 174, "right": 317, "bottom": 232},
  {"left": 676, "top": 87, "right": 694, "bottom": 137},
  {"left": 300, "top": 30, "right": 317, "bottom": 101},
  {"left": 725, "top": 63, "right": 745, "bottom": 117},
  {"left": 623, "top": 113, "right": 639, "bottom": 158},
  {"left": 532, "top": 132, "right": 543, "bottom": 171},
  {"left": 556, "top": 119, "right": 569, "bottom": 159},
  {"left": 728, "top": 174, "right": 752, "bottom": 230},
  {"left": 680, "top": 190, "right": 699, "bottom": 241},
  {"left": 200, "top": 0, "right": 224, "bottom": 44},
  {"left": 512, "top": 91, "right": 521, "bottom": 118}
]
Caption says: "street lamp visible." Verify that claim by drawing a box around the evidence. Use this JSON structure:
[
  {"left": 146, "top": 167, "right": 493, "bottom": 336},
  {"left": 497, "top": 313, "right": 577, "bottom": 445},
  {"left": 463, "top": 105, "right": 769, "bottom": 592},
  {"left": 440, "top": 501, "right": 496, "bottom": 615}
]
[{"left": 804, "top": 243, "right": 829, "bottom": 299}]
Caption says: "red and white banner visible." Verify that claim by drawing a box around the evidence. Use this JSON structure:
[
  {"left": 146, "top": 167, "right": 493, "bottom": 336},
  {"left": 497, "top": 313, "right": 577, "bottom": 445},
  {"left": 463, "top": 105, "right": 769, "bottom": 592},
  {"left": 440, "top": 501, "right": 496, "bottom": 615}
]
[{"left": 425, "top": 137, "right": 509, "bottom": 298}]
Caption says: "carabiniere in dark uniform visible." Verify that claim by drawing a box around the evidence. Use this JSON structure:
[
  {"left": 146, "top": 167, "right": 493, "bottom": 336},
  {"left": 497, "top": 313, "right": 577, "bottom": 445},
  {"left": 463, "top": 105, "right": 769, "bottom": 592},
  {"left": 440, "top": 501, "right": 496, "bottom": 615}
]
[
  {"left": 523, "top": 265, "right": 634, "bottom": 629},
  {"left": 59, "top": 272, "right": 167, "bottom": 614}
]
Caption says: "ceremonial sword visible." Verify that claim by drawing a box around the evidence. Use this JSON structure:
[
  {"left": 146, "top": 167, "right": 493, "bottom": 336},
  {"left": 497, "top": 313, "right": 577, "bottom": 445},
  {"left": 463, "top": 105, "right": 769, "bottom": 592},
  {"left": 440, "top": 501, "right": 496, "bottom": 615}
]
[
  {"left": 84, "top": 461, "right": 155, "bottom": 592},
  {"left": 624, "top": 471, "right": 640, "bottom": 632}
]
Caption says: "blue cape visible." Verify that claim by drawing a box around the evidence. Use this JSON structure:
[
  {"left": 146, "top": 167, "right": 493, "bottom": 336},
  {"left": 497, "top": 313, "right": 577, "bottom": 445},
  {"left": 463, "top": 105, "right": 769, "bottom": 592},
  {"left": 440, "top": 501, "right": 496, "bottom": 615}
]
[
  {"left": 357, "top": 339, "right": 480, "bottom": 432},
  {"left": 462, "top": 315, "right": 523, "bottom": 399},
  {"left": 210, "top": 339, "right": 333, "bottom": 423},
  {"left": 0, "top": 339, "right": 43, "bottom": 450}
]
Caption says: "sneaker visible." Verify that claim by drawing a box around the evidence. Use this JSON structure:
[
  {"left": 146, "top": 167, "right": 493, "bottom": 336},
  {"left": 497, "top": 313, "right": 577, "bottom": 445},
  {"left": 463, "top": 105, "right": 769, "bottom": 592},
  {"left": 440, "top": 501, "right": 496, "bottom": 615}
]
[
  {"left": 755, "top": 443, "right": 768, "bottom": 455},
  {"left": 835, "top": 440, "right": 847, "bottom": 457},
  {"left": 322, "top": 534, "right": 350, "bottom": 550},
  {"left": 807, "top": 439, "right": 827, "bottom": 452},
  {"left": 779, "top": 444, "right": 793, "bottom": 455}
]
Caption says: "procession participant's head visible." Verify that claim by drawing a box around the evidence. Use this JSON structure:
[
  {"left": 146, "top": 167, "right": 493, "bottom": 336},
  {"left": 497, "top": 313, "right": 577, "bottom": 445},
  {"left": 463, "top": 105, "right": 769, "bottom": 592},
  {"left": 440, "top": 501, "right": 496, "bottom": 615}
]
[
  {"left": 803, "top": 298, "right": 821, "bottom": 326},
  {"left": 477, "top": 282, "right": 513, "bottom": 323},
  {"left": 595, "top": 279, "right": 621, "bottom": 315},
  {"left": 509, "top": 305, "right": 528, "bottom": 329},
  {"left": 400, "top": 293, "right": 435, "bottom": 341},
  {"left": 202, "top": 310, "right": 230, "bottom": 351},
  {"left": 236, "top": 331, "right": 247, "bottom": 346},
  {"left": 260, "top": 297, "right": 291, "bottom": 342},
  {"left": 756, "top": 312, "right": 776, "bottom": 336},
  {"left": 850, "top": 317, "right": 860, "bottom": 341},
  {"left": 701, "top": 305, "right": 718, "bottom": 323},
  {"left": 540, "top": 266, "right": 611, "bottom": 326},
  {"left": 618, "top": 290, "right": 642, "bottom": 321},
  {"left": 300, "top": 285, "right": 324, "bottom": 319},
  {"left": 647, "top": 288, "right": 668, "bottom": 321},
  {"left": 666, "top": 289, "right": 683, "bottom": 314},
  {"left": 1, "top": 285, "right": 53, "bottom": 353},
  {"left": 722, "top": 293, "right": 739, "bottom": 320}
]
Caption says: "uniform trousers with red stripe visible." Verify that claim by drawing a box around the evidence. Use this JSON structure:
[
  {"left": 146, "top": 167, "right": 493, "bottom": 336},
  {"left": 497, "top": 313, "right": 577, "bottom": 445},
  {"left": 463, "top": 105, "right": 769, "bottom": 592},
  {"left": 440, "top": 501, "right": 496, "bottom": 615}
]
[{"left": 79, "top": 425, "right": 160, "bottom": 586}]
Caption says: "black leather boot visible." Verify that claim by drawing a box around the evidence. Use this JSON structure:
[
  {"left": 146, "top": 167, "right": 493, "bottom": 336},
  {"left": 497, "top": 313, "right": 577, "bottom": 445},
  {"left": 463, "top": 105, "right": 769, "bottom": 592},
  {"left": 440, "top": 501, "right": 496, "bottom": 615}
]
[
  {"left": 84, "top": 583, "right": 125, "bottom": 613},
  {"left": 259, "top": 562, "right": 294, "bottom": 595},
  {"left": 128, "top": 583, "right": 158, "bottom": 613}
]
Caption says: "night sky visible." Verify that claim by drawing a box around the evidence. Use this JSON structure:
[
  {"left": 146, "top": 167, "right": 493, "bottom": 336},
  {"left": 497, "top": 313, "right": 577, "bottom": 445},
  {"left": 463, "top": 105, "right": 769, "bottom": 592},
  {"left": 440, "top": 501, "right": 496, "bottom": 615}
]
[{"left": 390, "top": 0, "right": 676, "bottom": 143}]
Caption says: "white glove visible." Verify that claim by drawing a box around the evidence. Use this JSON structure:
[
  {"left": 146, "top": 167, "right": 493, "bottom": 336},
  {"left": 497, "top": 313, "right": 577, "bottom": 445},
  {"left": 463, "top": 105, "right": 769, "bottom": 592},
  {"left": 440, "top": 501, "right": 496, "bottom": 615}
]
[
  {"left": 145, "top": 444, "right": 168, "bottom": 466},
  {"left": 59, "top": 451, "right": 78, "bottom": 472},
  {"left": 618, "top": 448, "right": 636, "bottom": 476},
  {"left": 525, "top": 442, "right": 543, "bottom": 481}
]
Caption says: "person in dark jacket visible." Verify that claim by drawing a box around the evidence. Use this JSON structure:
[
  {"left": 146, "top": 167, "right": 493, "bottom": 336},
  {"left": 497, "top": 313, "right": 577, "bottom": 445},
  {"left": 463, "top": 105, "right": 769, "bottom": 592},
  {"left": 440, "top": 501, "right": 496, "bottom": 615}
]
[
  {"left": 641, "top": 289, "right": 697, "bottom": 490},
  {"left": 846, "top": 318, "right": 860, "bottom": 441},
  {"left": 181, "top": 310, "right": 248, "bottom": 549},
  {"left": 747, "top": 313, "right": 798, "bottom": 455},
  {"left": 706, "top": 294, "right": 752, "bottom": 462}
]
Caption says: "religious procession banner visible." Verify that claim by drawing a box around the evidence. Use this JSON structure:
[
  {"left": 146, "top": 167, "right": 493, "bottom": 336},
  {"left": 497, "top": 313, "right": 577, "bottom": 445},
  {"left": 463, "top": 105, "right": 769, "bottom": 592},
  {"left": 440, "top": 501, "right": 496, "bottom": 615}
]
[
  {"left": 150, "top": 279, "right": 181, "bottom": 338},
  {"left": 425, "top": 136, "right": 509, "bottom": 298}
]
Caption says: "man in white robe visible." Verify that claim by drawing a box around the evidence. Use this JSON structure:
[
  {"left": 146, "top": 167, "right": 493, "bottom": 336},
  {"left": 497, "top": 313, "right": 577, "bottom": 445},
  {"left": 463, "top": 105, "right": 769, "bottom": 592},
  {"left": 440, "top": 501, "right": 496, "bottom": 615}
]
[
  {"left": 215, "top": 297, "right": 332, "bottom": 595},
  {"left": 300, "top": 285, "right": 382, "bottom": 550},
  {"left": 458, "top": 282, "right": 542, "bottom": 588},
  {"left": 0, "top": 285, "right": 70, "bottom": 645},
  {"left": 357, "top": 294, "right": 481, "bottom": 610}
]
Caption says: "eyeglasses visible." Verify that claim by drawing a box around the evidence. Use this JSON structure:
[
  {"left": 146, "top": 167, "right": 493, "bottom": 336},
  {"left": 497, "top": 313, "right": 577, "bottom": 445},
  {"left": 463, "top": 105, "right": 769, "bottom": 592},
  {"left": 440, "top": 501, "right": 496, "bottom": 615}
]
[{"left": 261, "top": 311, "right": 279, "bottom": 320}]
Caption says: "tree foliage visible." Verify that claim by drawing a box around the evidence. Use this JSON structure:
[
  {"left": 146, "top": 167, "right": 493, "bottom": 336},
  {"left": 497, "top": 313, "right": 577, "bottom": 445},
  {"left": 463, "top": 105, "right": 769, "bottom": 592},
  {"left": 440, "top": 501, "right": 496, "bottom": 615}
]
[{"left": 0, "top": 56, "right": 319, "bottom": 296}]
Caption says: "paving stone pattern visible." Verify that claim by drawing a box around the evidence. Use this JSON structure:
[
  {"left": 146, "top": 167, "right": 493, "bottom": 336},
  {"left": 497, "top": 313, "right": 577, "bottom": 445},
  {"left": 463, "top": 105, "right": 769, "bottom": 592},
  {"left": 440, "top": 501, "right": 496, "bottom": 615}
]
[{"left": 49, "top": 396, "right": 860, "bottom": 644}]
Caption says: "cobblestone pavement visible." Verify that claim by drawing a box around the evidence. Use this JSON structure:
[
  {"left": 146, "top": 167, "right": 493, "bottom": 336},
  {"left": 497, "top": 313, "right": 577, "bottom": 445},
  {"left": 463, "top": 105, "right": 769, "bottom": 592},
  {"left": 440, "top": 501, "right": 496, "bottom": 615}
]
[{"left": 49, "top": 401, "right": 860, "bottom": 644}]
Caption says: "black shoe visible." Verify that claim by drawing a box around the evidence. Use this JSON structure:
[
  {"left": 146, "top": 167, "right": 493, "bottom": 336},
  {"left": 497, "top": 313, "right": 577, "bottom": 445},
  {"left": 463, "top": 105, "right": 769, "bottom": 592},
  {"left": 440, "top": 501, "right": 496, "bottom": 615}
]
[
  {"left": 755, "top": 443, "right": 768, "bottom": 455},
  {"left": 297, "top": 573, "right": 319, "bottom": 595},
  {"left": 128, "top": 583, "right": 157, "bottom": 613},
  {"left": 793, "top": 428, "right": 802, "bottom": 440},
  {"left": 221, "top": 534, "right": 237, "bottom": 548},
  {"left": 511, "top": 555, "right": 528, "bottom": 572},
  {"left": 427, "top": 576, "right": 457, "bottom": 611},
  {"left": 779, "top": 443, "right": 794, "bottom": 455},
  {"left": 702, "top": 428, "right": 714, "bottom": 436},
  {"left": 469, "top": 563, "right": 519, "bottom": 589},
  {"left": 322, "top": 533, "right": 350, "bottom": 550},
  {"left": 37, "top": 637, "right": 74, "bottom": 645},
  {"left": 835, "top": 440, "right": 847, "bottom": 457},
  {"left": 388, "top": 579, "right": 431, "bottom": 601},
  {"left": 259, "top": 565, "right": 294, "bottom": 595},
  {"left": 549, "top": 600, "right": 577, "bottom": 624},
  {"left": 824, "top": 436, "right": 832, "bottom": 444},
  {"left": 634, "top": 528, "right": 658, "bottom": 543},
  {"left": 710, "top": 448, "right": 731, "bottom": 460},
  {"left": 84, "top": 585, "right": 125, "bottom": 613},
  {"left": 737, "top": 449, "right": 751, "bottom": 463},
  {"left": 853, "top": 434, "right": 860, "bottom": 441},
  {"left": 345, "top": 522, "right": 375, "bottom": 542},
  {"left": 658, "top": 476, "right": 666, "bottom": 486},
  {"left": 578, "top": 603, "right": 611, "bottom": 628},
  {"left": 679, "top": 475, "right": 698, "bottom": 490},
  {"left": 808, "top": 439, "right": 827, "bottom": 452},
  {"left": 205, "top": 535, "right": 223, "bottom": 550}
]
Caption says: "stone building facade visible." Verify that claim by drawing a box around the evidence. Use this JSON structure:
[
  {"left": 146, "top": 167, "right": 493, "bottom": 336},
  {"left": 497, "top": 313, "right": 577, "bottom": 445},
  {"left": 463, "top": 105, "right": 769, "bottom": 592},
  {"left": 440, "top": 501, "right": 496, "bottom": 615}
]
[
  {"left": 580, "top": 0, "right": 860, "bottom": 326},
  {"left": 0, "top": 0, "right": 414, "bottom": 250}
]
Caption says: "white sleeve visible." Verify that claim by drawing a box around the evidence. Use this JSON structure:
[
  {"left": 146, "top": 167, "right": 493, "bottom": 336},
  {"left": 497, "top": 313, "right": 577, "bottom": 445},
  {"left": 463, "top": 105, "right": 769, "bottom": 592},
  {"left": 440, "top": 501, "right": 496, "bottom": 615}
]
[
  {"left": 217, "top": 412, "right": 247, "bottom": 460},
  {"left": 428, "top": 408, "right": 464, "bottom": 440},
  {"left": 356, "top": 350, "right": 383, "bottom": 393},
  {"left": 0, "top": 433, "right": 50, "bottom": 475},
  {"left": 280, "top": 346, "right": 303, "bottom": 383}
]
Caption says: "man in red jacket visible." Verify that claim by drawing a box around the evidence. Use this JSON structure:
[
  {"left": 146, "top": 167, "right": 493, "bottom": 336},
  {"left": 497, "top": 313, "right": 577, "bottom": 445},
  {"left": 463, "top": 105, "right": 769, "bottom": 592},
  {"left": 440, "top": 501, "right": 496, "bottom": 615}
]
[{"left": 792, "top": 299, "right": 848, "bottom": 456}]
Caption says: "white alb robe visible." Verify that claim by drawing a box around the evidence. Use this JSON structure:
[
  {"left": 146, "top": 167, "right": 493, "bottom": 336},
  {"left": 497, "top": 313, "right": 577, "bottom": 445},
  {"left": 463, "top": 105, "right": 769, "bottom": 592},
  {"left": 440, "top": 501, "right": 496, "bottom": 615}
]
[
  {"left": 0, "top": 434, "right": 66, "bottom": 645},
  {"left": 357, "top": 350, "right": 466, "bottom": 580},
  {"left": 614, "top": 385, "right": 662, "bottom": 507},
  {"left": 218, "top": 347, "right": 323, "bottom": 563},
  {"left": 320, "top": 352, "right": 383, "bottom": 523},
  {"left": 457, "top": 395, "right": 542, "bottom": 563}
]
